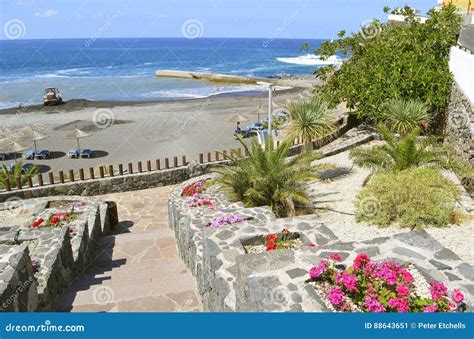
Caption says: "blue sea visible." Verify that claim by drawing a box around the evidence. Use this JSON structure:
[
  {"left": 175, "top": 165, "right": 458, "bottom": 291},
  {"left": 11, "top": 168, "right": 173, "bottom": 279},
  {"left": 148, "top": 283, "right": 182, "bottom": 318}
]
[{"left": 0, "top": 38, "right": 334, "bottom": 109}]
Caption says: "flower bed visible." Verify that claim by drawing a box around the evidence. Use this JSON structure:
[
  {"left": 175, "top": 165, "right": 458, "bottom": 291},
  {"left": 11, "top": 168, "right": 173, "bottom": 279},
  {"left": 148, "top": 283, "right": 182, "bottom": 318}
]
[
  {"left": 31, "top": 212, "right": 79, "bottom": 229},
  {"left": 306, "top": 253, "right": 466, "bottom": 312},
  {"left": 47, "top": 200, "right": 86, "bottom": 210},
  {"left": 182, "top": 179, "right": 208, "bottom": 197},
  {"left": 185, "top": 194, "right": 215, "bottom": 208},
  {"left": 243, "top": 229, "right": 315, "bottom": 253}
]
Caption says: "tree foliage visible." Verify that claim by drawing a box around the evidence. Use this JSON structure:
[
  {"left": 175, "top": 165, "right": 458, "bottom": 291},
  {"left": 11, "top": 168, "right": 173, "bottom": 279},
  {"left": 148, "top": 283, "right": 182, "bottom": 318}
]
[{"left": 314, "top": 5, "right": 462, "bottom": 132}]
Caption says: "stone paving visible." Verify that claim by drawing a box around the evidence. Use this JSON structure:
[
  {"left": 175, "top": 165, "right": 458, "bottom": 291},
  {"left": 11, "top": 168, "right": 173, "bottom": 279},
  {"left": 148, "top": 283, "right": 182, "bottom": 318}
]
[{"left": 55, "top": 187, "right": 201, "bottom": 312}]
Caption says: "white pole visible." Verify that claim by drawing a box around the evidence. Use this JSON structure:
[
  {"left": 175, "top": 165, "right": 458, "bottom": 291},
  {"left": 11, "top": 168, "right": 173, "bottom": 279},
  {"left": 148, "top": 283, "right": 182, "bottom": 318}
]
[{"left": 268, "top": 85, "right": 273, "bottom": 141}]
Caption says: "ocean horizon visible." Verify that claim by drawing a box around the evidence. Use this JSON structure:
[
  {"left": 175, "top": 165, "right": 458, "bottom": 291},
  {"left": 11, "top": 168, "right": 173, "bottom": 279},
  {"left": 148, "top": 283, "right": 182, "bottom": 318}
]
[{"left": 0, "top": 37, "right": 340, "bottom": 109}]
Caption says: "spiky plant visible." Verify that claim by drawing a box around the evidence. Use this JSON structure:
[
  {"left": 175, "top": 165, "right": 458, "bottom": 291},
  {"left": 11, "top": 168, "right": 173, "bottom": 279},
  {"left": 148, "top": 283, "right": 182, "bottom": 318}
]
[
  {"left": 378, "top": 98, "right": 430, "bottom": 138},
  {"left": 286, "top": 96, "right": 336, "bottom": 151},
  {"left": 213, "top": 136, "right": 321, "bottom": 217},
  {"left": 0, "top": 162, "right": 39, "bottom": 189},
  {"left": 349, "top": 125, "right": 470, "bottom": 174}
]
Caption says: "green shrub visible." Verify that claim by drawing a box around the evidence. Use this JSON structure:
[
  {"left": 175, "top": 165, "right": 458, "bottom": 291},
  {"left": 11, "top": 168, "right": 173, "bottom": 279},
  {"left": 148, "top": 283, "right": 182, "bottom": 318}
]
[{"left": 355, "top": 167, "right": 460, "bottom": 228}]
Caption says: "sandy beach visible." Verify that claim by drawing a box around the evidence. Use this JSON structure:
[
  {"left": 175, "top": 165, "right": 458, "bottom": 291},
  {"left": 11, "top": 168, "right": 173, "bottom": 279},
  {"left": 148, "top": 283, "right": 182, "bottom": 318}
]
[{"left": 0, "top": 88, "right": 314, "bottom": 174}]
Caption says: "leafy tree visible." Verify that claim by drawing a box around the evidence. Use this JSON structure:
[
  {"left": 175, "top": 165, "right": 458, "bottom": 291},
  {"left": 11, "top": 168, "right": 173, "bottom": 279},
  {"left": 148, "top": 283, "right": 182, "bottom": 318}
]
[
  {"left": 349, "top": 125, "right": 470, "bottom": 174},
  {"left": 286, "top": 96, "right": 336, "bottom": 151},
  {"left": 213, "top": 136, "right": 321, "bottom": 217},
  {"left": 313, "top": 5, "right": 461, "bottom": 132}
]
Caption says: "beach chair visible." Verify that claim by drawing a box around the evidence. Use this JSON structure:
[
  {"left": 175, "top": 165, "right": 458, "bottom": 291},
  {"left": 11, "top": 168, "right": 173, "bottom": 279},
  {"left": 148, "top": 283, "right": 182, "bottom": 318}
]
[
  {"left": 22, "top": 150, "right": 35, "bottom": 160},
  {"left": 35, "top": 150, "right": 50, "bottom": 159},
  {"left": 8, "top": 163, "right": 15, "bottom": 172},
  {"left": 0, "top": 153, "right": 6, "bottom": 161},
  {"left": 80, "top": 149, "right": 92, "bottom": 158},
  {"left": 68, "top": 149, "right": 79, "bottom": 158},
  {"left": 21, "top": 163, "right": 33, "bottom": 174}
]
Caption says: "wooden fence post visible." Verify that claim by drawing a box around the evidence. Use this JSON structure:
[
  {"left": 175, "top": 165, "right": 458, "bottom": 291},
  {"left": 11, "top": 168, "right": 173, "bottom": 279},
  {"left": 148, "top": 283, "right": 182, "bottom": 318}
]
[
  {"left": 173, "top": 156, "right": 178, "bottom": 168},
  {"left": 15, "top": 176, "right": 22, "bottom": 190},
  {"left": 146, "top": 160, "right": 152, "bottom": 172},
  {"left": 165, "top": 158, "right": 170, "bottom": 169},
  {"left": 5, "top": 178, "right": 11, "bottom": 191},
  {"left": 59, "top": 171, "right": 65, "bottom": 184},
  {"left": 128, "top": 163, "right": 133, "bottom": 174},
  {"left": 182, "top": 155, "right": 186, "bottom": 166},
  {"left": 27, "top": 176, "right": 33, "bottom": 188},
  {"left": 37, "top": 173, "right": 44, "bottom": 186},
  {"left": 69, "top": 170, "right": 75, "bottom": 182},
  {"left": 199, "top": 153, "right": 204, "bottom": 164},
  {"left": 207, "top": 152, "right": 211, "bottom": 162},
  {"left": 109, "top": 165, "right": 114, "bottom": 177},
  {"left": 99, "top": 166, "right": 105, "bottom": 178},
  {"left": 215, "top": 151, "right": 220, "bottom": 161},
  {"left": 48, "top": 172, "right": 54, "bottom": 185},
  {"left": 79, "top": 168, "right": 85, "bottom": 181},
  {"left": 156, "top": 159, "right": 161, "bottom": 170},
  {"left": 118, "top": 164, "right": 123, "bottom": 176},
  {"left": 89, "top": 167, "right": 95, "bottom": 180},
  {"left": 138, "top": 161, "right": 143, "bottom": 173}
]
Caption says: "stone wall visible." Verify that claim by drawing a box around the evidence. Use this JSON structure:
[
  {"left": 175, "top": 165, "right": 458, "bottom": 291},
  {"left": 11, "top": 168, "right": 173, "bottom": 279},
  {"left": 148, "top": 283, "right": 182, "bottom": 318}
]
[
  {"left": 446, "top": 82, "right": 474, "bottom": 195},
  {"left": 169, "top": 175, "right": 474, "bottom": 312},
  {"left": 0, "top": 196, "right": 110, "bottom": 311}
]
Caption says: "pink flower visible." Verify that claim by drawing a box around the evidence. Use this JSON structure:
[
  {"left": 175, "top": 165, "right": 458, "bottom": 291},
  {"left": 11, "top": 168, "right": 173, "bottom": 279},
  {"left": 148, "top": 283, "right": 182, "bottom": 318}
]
[
  {"left": 396, "top": 284, "right": 410, "bottom": 297},
  {"left": 329, "top": 253, "right": 342, "bottom": 262},
  {"left": 452, "top": 289, "right": 464, "bottom": 303},
  {"left": 336, "top": 272, "right": 358, "bottom": 292},
  {"left": 364, "top": 295, "right": 386, "bottom": 312},
  {"left": 353, "top": 253, "right": 370, "bottom": 270},
  {"left": 309, "top": 262, "right": 327, "bottom": 279},
  {"left": 388, "top": 297, "right": 410, "bottom": 312},
  {"left": 398, "top": 269, "right": 414, "bottom": 284},
  {"left": 423, "top": 304, "right": 438, "bottom": 313},
  {"left": 328, "top": 286, "right": 345, "bottom": 305},
  {"left": 429, "top": 281, "right": 448, "bottom": 301}
]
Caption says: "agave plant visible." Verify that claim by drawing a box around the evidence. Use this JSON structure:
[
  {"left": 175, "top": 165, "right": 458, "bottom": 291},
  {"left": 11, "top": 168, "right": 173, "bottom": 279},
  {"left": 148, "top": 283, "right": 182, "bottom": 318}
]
[
  {"left": 349, "top": 125, "right": 470, "bottom": 174},
  {"left": 286, "top": 96, "right": 336, "bottom": 151},
  {"left": 213, "top": 136, "right": 321, "bottom": 217},
  {"left": 378, "top": 98, "right": 430, "bottom": 138},
  {"left": 0, "top": 162, "right": 39, "bottom": 189}
]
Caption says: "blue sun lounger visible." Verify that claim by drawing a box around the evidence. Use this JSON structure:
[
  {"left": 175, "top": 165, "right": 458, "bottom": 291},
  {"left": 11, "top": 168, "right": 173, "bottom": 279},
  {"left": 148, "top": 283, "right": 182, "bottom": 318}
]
[
  {"left": 80, "top": 149, "right": 92, "bottom": 158},
  {"left": 35, "top": 150, "right": 50, "bottom": 159},
  {"left": 68, "top": 149, "right": 79, "bottom": 158},
  {"left": 0, "top": 153, "right": 6, "bottom": 161},
  {"left": 22, "top": 150, "right": 35, "bottom": 160}
]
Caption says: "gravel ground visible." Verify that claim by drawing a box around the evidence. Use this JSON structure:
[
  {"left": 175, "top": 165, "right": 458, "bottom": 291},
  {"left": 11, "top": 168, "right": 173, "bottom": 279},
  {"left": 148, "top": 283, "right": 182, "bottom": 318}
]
[{"left": 309, "top": 146, "right": 474, "bottom": 264}]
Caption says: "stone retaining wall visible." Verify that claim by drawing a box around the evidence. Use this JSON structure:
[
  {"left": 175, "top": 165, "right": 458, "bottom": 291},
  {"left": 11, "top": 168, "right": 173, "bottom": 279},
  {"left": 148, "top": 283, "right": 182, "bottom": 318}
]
[
  {"left": 0, "top": 196, "right": 110, "bottom": 311},
  {"left": 446, "top": 82, "right": 474, "bottom": 195},
  {"left": 169, "top": 175, "right": 474, "bottom": 312}
]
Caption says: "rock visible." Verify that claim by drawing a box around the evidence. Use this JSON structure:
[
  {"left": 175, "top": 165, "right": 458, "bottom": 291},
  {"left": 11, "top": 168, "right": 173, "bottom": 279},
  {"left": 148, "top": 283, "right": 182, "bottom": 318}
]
[
  {"left": 286, "top": 268, "right": 308, "bottom": 279},
  {"left": 393, "top": 247, "right": 426, "bottom": 260},
  {"left": 429, "top": 259, "right": 452, "bottom": 271}
]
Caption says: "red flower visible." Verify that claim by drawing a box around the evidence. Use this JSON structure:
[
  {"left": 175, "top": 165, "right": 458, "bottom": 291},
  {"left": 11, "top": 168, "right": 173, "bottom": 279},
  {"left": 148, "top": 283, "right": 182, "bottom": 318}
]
[
  {"left": 264, "top": 234, "right": 278, "bottom": 241},
  {"left": 68, "top": 227, "right": 75, "bottom": 233},
  {"left": 281, "top": 228, "right": 290, "bottom": 233},
  {"left": 32, "top": 218, "right": 44, "bottom": 228},
  {"left": 329, "top": 253, "right": 343, "bottom": 262},
  {"left": 266, "top": 241, "right": 277, "bottom": 251},
  {"left": 50, "top": 216, "right": 60, "bottom": 224},
  {"left": 307, "top": 243, "right": 316, "bottom": 247}
]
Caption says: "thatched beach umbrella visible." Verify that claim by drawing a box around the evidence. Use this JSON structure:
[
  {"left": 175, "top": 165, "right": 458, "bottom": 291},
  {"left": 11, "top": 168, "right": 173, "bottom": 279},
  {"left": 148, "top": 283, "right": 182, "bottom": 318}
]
[
  {"left": 228, "top": 113, "right": 250, "bottom": 123},
  {"left": 0, "top": 141, "right": 29, "bottom": 162},
  {"left": 251, "top": 105, "right": 267, "bottom": 123},
  {"left": 23, "top": 128, "right": 49, "bottom": 153},
  {"left": 63, "top": 128, "right": 92, "bottom": 152}
]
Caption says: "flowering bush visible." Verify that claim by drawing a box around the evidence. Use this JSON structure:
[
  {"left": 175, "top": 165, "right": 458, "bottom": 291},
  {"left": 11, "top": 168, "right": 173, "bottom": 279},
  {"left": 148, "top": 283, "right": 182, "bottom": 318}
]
[
  {"left": 264, "top": 229, "right": 309, "bottom": 251},
  {"left": 70, "top": 200, "right": 86, "bottom": 208},
  {"left": 307, "top": 253, "right": 465, "bottom": 312},
  {"left": 182, "top": 180, "right": 208, "bottom": 197},
  {"left": 185, "top": 194, "right": 215, "bottom": 208},
  {"left": 206, "top": 214, "right": 243, "bottom": 228},
  {"left": 31, "top": 213, "right": 78, "bottom": 228}
]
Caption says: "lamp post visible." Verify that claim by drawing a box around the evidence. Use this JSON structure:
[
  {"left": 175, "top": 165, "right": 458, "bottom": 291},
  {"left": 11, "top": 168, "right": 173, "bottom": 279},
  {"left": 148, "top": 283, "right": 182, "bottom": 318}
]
[{"left": 257, "top": 81, "right": 275, "bottom": 143}]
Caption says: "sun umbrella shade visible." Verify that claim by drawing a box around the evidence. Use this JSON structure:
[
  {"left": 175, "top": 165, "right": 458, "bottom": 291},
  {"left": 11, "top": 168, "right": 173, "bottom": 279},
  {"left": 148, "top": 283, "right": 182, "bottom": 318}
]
[
  {"left": 63, "top": 128, "right": 92, "bottom": 139},
  {"left": 228, "top": 113, "right": 250, "bottom": 123},
  {"left": 23, "top": 129, "right": 49, "bottom": 141},
  {"left": 1, "top": 141, "right": 29, "bottom": 153}
]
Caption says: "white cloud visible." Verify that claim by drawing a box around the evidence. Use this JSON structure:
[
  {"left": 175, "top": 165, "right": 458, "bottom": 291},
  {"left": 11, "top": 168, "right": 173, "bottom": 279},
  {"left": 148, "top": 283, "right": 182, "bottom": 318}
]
[{"left": 35, "top": 9, "right": 58, "bottom": 18}]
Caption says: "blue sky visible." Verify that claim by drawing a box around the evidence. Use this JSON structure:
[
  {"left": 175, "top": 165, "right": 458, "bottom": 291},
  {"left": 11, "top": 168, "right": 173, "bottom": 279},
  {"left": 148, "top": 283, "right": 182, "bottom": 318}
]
[{"left": 1, "top": 0, "right": 436, "bottom": 40}]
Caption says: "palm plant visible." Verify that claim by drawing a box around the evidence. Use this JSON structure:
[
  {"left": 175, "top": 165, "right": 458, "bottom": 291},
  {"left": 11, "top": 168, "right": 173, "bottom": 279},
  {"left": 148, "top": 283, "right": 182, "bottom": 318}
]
[
  {"left": 0, "top": 162, "right": 39, "bottom": 189},
  {"left": 349, "top": 125, "right": 470, "bottom": 174},
  {"left": 378, "top": 98, "right": 430, "bottom": 138},
  {"left": 213, "top": 136, "right": 321, "bottom": 217},
  {"left": 286, "top": 96, "right": 336, "bottom": 151}
]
